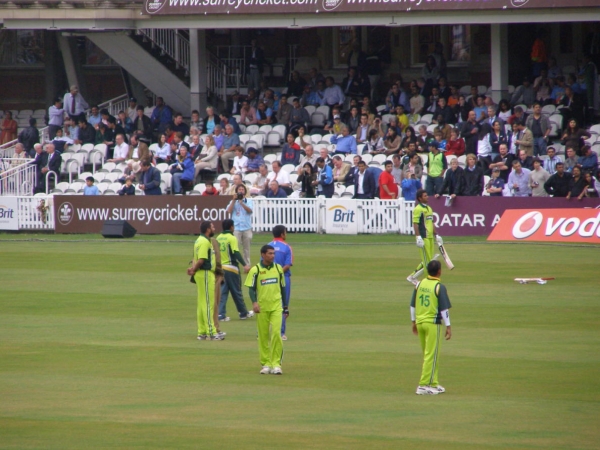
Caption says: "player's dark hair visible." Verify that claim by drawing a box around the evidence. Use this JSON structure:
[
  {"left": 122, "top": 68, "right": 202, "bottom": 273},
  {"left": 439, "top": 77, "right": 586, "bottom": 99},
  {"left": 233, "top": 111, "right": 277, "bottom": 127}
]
[
  {"left": 416, "top": 189, "right": 427, "bottom": 201},
  {"left": 261, "top": 244, "right": 274, "bottom": 254},
  {"left": 384, "top": 160, "right": 393, "bottom": 167},
  {"left": 272, "top": 225, "right": 286, "bottom": 238},
  {"left": 222, "top": 219, "right": 234, "bottom": 231},
  {"left": 427, "top": 260, "right": 441, "bottom": 276},
  {"left": 200, "top": 221, "right": 212, "bottom": 234}
]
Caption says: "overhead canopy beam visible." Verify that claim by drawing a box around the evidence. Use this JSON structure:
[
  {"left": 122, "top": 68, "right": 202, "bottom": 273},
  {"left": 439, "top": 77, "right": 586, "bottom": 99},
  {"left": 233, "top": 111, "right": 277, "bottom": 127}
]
[{"left": 2, "top": 8, "right": 599, "bottom": 29}]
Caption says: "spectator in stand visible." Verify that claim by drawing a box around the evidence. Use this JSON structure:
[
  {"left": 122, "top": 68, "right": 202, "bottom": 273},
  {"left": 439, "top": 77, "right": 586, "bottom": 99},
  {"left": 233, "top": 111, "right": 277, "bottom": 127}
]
[
  {"left": 330, "top": 126, "right": 357, "bottom": 155},
  {"left": 250, "top": 164, "right": 269, "bottom": 196},
  {"left": 433, "top": 130, "right": 447, "bottom": 151},
  {"left": 476, "top": 124, "right": 493, "bottom": 171},
  {"left": 132, "top": 105, "right": 153, "bottom": 139},
  {"left": 489, "top": 120, "right": 509, "bottom": 156},
  {"left": 45, "top": 99, "right": 63, "bottom": 141},
  {"left": 188, "top": 109, "right": 203, "bottom": 133},
  {"left": 281, "top": 133, "right": 301, "bottom": 166},
  {"left": 534, "top": 70, "right": 552, "bottom": 103},
  {"left": 170, "top": 146, "right": 195, "bottom": 194},
  {"left": 217, "top": 178, "right": 229, "bottom": 195},
  {"left": 511, "top": 78, "right": 535, "bottom": 107},
  {"left": 10, "top": 143, "right": 28, "bottom": 168},
  {"left": 37, "top": 143, "right": 61, "bottom": 193},
  {"left": 446, "top": 85, "right": 459, "bottom": 108},
  {"left": 88, "top": 105, "right": 102, "bottom": 128},
  {"left": 154, "top": 133, "right": 170, "bottom": 164},
  {"left": 508, "top": 160, "right": 532, "bottom": 196},
  {"left": 201, "top": 180, "right": 217, "bottom": 196},
  {"left": 436, "top": 157, "right": 463, "bottom": 199},
  {"left": 268, "top": 161, "right": 292, "bottom": 195},
  {"left": 507, "top": 106, "right": 527, "bottom": 126},
  {"left": 544, "top": 162, "right": 571, "bottom": 197},
  {"left": 83, "top": 176, "right": 99, "bottom": 195},
  {"left": 401, "top": 169, "right": 422, "bottom": 201},
  {"left": 583, "top": 172, "right": 600, "bottom": 197},
  {"left": 324, "top": 111, "right": 345, "bottom": 135},
  {"left": 485, "top": 167, "right": 505, "bottom": 196},
  {"left": 416, "top": 125, "right": 433, "bottom": 153},
  {"left": 231, "top": 146, "right": 248, "bottom": 175},
  {"left": 454, "top": 94, "right": 471, "bottom": 123},
  {"left": 203, "top": 106, "right": 220, "bottom": 135},
  {"left": 218, "top": 123, "right": 241, "bottom": 172},
  {"left": 126, "top": 98, "right": 139, "bottom": 123},
  {"left": 227, "top": 91, "right": 242, "bottom": 116},
  {"left": 379, "top": 161, "right": 399, "bottom": 199},
  {"left": 409, "top": 85, "right": 425, "bottom": 118},
  {"left": 51, "top": 128, "right": 73, "bottom": 153},
  {"left": 64, "top": 117, "right": 79, "bottom": 143},
  {"left": 566, "top": 166, "right": 587, "bottom": 201},
  {"left": 353, "top": 160, "right": 375, "bottom": 199},
  {"left": 472, "top": 96, "right": 487, "bottom": 124},
  {"left": 150, "top": 97, "right": 172, "bottom": 134},
  {"left": 266, "top": 180, "right": 288, "bottom": 198},
  {"left": 287, "top": 71, "right": 307, "bottom": 98},
  {"left": 296, "top": 145, "right": 317, "bottom": 172},
  {"left": 390, "top": 154, "right": 403, "bottom": 185},
  {"left": 460, "top": 111, "right": 479, "bottom": 156},
  {"left": 558, "top": 87, "right": 585, "bottom": 125},
  {"left": 489, "top": 143, "right": 515, "bottom": 183},
  {"left": 63, "top": 85, "right": 88, "bottom": 121},
  {"left": 544, "top": 146, "right": 562, "bottom": 175},
  {"left": 445, "top": 128, "right": 465, "bottom": 157},
  {"left": 298, "top": 162, "right": 317, "bottom": 198},
  {"left": 276, "top": 94, "right": 292, "bottom": 127},
  {"left": 355, "top": 113, "right": 372, "bottom": 144},
  {"left": 525, "top": 102, "right": 550, "bottom": 156},
  {"left": 118, "top": 177, "right": 136, "bottom": 196},
  {"left": 382, "top": 126, "right": 402, "bottom": 156},
  {"left": 108, "top": 134, "right": 129, "bottom": 163},
  {"left": 331, "top": 155, "right": 350, "bottom": 184},
  {"left": 366, "top": 128, "right": 385, "bottom": 155},
  {"left": 320, "top": 76, "right": 345, "bottom": 108},
  {"left": 171, "top": 112, "right": 190, "bottom": 137},
  {"left": 496, "top": 100, "right": 512, "bottom": 123},
  {"left": 529, "top": 158, "right": 550, "bottom": 197},
  {"left": 18, "top": 118, "right": 39, "bottom": 157},
  {"left": 315, "top": 157, "right": 334, "bottom": 198},
  {"left": 564, "top": 147, "right": 579, "bottom": 173},
  {"left": 256, "top": 101, "right": 273, "bottom": 126},
  {"left": 246, "top": 147, "right": 264, "bottom": 173},
  {"left": 514, "top": 119, "right": 534, "bottom": 156},
  {"left": 461, "top": 153, "right": 484, "bottom": 196},
  {"left": 139, "top": 158, "right": 162, "bottom": 195},
  {"left": 509, "top": 122, "right": 520, "bottom": 155},
  {"left": 578, "top": 145, "right": 599, "bottom": 173},
  {"left": 289, "top": 98, "right": 309, "bottom": 134},
  {"left": 319, "top": 147, "right": 333, "bottom": 167},
  {"left": 517, "top": 149, "right": 534, "bottom": 171},
  {"left": 117, "top": 110, "right": 133, "bottom": 135},
  {"left": 219, "top": 112, "right": 241, "bottom": 135},
  {"left": 75, "top": 116, "right": 95, "bottom": 146},
  {"left": 188, "top": 134, "right": 202, "bottom": 160},
  {"left": 561, "top": 119, "right": 591, "bottom": 156},
  {"left": 194, "top": 135, "right": 219, "bottom": 178},
  {"left": 402, "top": 152, "right": 424, "bottom": 180},
  {"left": 295, "top": 126, "right": 311, "bottom": 150}
]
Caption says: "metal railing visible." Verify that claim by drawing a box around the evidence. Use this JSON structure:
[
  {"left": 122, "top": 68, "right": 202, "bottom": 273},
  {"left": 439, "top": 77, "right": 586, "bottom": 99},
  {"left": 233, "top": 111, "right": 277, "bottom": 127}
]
[
  {"left": 215, "top": 45, "right": 250, "bottom": 87},
  {"left": 138, "top": 28, "right": 190, "bottom": 73},
  {"left": 0, "top": 160, "right": 36, "bottom": 196}
]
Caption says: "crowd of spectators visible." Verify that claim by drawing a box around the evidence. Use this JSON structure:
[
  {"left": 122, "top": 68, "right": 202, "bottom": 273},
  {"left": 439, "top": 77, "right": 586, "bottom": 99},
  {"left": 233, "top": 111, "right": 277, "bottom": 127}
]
[{"left": 2, "top": 45, "right": 599, "bottom": 199}]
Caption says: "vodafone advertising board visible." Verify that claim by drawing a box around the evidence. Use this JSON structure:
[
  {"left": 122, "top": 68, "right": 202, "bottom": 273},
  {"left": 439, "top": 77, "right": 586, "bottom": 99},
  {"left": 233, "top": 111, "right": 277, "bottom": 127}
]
[
  {"left": 428, "top": 197, "right": 600, "bottom": 237},
  {"left": 488, "top": 209, "right": 600, "bottom": 244},
  {"left": 53, "top": 196, "right": 230, "bottom": 234}
]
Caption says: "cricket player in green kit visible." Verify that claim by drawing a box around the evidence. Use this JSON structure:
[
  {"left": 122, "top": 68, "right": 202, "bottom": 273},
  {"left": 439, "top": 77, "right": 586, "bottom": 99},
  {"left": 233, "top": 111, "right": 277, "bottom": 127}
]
[
  {"left": 245, "top": 245, "right": 288, "bottom": 375},
  {"left": 407, "top": 189, "right": 443, "bottom": 286},
  {"left": 187, "top": 221, "right": 222, "bottom": 341},
  {"left": 411, "top": 260, "right": 452, "bottom": 395}
]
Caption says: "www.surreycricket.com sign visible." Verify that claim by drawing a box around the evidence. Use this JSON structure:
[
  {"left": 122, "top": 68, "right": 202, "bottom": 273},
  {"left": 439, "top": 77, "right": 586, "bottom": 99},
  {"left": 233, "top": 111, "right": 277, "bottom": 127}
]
[{"left": 143, "top": 0, "right": 596, "bottom": 15}]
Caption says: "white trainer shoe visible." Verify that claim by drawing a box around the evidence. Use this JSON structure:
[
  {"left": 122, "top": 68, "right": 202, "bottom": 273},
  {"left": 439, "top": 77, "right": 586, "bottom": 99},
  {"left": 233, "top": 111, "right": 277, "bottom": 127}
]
[
  {"left": 260, "top": 366, "right": 271, "bottom": 375},
  {"left": 246, "top": 311, "right": 255, "bottom": 318},
  {"left": 197, "top": 335, "right": 208, "bottom": 340},
  {"left": 430, "top": 385, "right": 445, "bottom": 393},
  {"left": 416, "top": 385, "right": 438, "bottom": 395},
  {"left": 271, "top": 367, "right": 282, "bottom": 375}
]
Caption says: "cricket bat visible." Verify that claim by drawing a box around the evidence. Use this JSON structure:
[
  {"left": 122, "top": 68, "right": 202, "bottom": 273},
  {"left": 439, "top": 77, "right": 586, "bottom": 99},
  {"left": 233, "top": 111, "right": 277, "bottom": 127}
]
[
  {"left": 514, "top": 277, "right": 555, "bottom": 285},
  {"left": 438, "top": 244, "right": 454, "bottom": 270}
]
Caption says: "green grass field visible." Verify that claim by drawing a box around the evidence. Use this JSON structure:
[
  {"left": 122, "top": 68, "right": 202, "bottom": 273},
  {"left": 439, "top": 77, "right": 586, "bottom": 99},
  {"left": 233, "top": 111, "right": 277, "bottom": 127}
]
[{"left": 1, "top": 233, "right": 599, "bottom": 449}]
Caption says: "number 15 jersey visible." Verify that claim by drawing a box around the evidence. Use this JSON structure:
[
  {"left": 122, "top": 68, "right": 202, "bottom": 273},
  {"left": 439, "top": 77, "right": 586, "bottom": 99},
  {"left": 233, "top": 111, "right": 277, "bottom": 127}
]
[{"left": 411, "top": 276, "right": 452, "bottom": 325}]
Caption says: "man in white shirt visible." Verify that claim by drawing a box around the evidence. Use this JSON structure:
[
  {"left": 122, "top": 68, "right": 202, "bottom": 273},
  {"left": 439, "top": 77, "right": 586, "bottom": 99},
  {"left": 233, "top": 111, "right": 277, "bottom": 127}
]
[
  {"left": 231, "top": 147, "right": 249, "bottom": 174},
  {"left": 507, "top": 160, "right": 532, "bottom": 197},
  {"left": 267, "top": 161, "right": 292, "bottom": 194},
  {"left": 320, "top": 77, "right": 345, "bottom": 107},
  {"left": 127, "top": 98, "right": 138, "bottom": 122},
  {"left": 543, "top": 146, "right": 562, "bottom": 175},
  {"left": 63, "top": 85, "right": 89, "bottom": 120},
  {"left": 48, "top": 97, "right": 64, "bottom": 140},
  {"left": 108, "top": 134, "right": 130, "bottom": 163}
]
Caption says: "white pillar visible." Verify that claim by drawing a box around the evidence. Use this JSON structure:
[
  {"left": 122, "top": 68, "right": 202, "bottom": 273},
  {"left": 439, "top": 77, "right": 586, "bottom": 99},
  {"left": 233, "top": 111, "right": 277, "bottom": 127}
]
[
  {"left": 56, "top": 34, "right": 79, "bottom": 89},
  {"left": 189, "top": 29, "right": 208, "bottom": 114},
  {"left": 490, "top": 24, "right": 509, "bottom": 103}
]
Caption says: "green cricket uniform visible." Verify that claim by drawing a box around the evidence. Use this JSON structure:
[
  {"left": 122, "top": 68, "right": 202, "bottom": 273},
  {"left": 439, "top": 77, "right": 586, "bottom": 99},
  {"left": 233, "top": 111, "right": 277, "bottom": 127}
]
[
  {"left": 217, "top": 231, "right": 246, "bottom": 274},
  {"left": 194, "top": 234, "right": 218, "bottom": 337},
  {"left": 410, "top": 276, "right": 452, "bottom": 387},
  {"left": 412, "top": 202, "right": 436, "bottom": 274},
  {"left": 245, "top": 262, "right": 286, "bottom": 369}
]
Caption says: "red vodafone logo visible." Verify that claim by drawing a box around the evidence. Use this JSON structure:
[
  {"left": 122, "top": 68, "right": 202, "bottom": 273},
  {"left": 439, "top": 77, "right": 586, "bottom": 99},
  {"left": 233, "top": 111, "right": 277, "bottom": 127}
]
[{"left": 512, "top": 211, "right": 543, "bottom": 239}]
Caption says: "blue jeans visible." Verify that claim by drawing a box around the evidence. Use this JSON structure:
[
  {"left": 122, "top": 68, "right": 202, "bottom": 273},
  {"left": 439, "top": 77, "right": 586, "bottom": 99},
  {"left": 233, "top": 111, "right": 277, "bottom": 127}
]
[
  {"left": 219, "top": 270, "right": 249, "bottom": 318},
  {"left": 533, "top": 137, "right": 547, "bottom": 156},
  {"left": 425, "top": 176, "right": 444, "bottom": 196},
  {"left": 172, "top": 172, "right": 184, "bottom": 194}
]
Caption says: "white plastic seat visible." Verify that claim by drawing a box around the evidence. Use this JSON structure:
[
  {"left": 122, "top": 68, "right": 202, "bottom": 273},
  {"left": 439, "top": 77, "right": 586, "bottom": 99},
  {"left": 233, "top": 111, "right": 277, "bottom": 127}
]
[
  {"left": 264, "top": 154, "right": 277, "bottom": 164},
  {"left": 427, "top": 124, "right": 437, "bottom": 134},
  {"left": 96, "top": 183, "right": 107, "bottom": 193},
  {"left": 94, "top": 144, "right": 108, "bottom": 158},
  {"left": 345, "top": 185, "right": 355, "bottom": 196},
  {"left": 311, "top": 112, "right": 326, "bottom": 127},
  {"left": 372, "top": 154, "right": 387, "bottom": 164},
  {"left": 193, "top": 183, "right": 206, "bottom": 194},
  {"left": 304, "top": 105, "right": 316, "bottom": 116},
  {"left": 281, "top": 164, "right": 295, "bottom": 174},
  {"left": 381, "top": 114, "right": 395, "bottom": 124},
  {"left": 55, "top": 181, "right": 70, "bottom": 192},
  {"left": 344, "top": 154, "right": 355, "bottom": 163},
  {"left": 258, "top": 125, "right": 272, "bottom": 135},
  {"left": 376, "top": 105, "right": 387, "bottom": 114},
  {"left": 360, "top": 154, "right": 372, "bottom": 164},
  {"left": 265, "top": 132, "right": 281, "bottom": 147},
  {"left": 356, "top": 144, "right": 366, "bottom": 156},
  {"left": 541, "top": 104, "right": 556, "bottom": 115},
  {"left": 420, "top": 114, "right": 433, "bottom": 125},
  {"left": 418, "top": 154, "right": 429, "bottom": 165},
  {"left": 104, "top": 172, "right": 120, "bottom": 183},
  {"left": 272, "top": 125, "right": 287, "bottom": 141},
  {"left": 160, "top": 172, "right": 172, "bottom": 188},
  {"left": 245, "top": 124, "right": 259, "bottom": 135},
  {"left": 102, "top": 162, "right": 116, "bottom": 172},
  {"left": 239, "top": 135, "right": 251, "bottom": 146},
  {"left": 244, "top": 173, "right": 258, "bottom": 184},
  {"left": 156, "top": 163, "right": 169, "bottom": 173},
  {"left": 69, "top": 182, "right": 83, "bottom": 192},
  {"left": 316, "top": 105, "right": 330, "bottom": 117},
  {"left": 149, "top": 143, "right": 159, "bottom": 153}
]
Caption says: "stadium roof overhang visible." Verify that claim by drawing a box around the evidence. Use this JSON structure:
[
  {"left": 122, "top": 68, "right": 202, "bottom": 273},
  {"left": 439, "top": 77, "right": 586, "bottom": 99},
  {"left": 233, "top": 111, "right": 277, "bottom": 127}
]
[{"left": 0, "top": 0, "right": 599, "bottom": 29}]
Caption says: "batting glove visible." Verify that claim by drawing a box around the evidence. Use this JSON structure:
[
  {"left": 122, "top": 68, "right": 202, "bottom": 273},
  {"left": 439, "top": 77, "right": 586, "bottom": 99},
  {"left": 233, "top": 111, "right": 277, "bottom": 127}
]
[
  {"left": 283, "top": 307, "right": 289, "bottom": 318},
  {"left": 436, "top": 235, "right": 443, "bottom": 246},
  {"left": 416, "top": 236, "right": 424, "bottom": 248}
]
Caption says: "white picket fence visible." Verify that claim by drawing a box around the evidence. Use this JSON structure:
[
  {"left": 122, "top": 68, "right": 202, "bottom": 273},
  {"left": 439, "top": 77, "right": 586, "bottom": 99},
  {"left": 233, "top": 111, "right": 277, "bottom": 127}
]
[
  {"left": 3, "top": 196, "right": 415, "bottom": 234},
  {"left": 0, "top": 161, "right": 37, "bottom": 196},
  {"left": 253, "top": 198, "right": 415, "bottom": 234}
]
